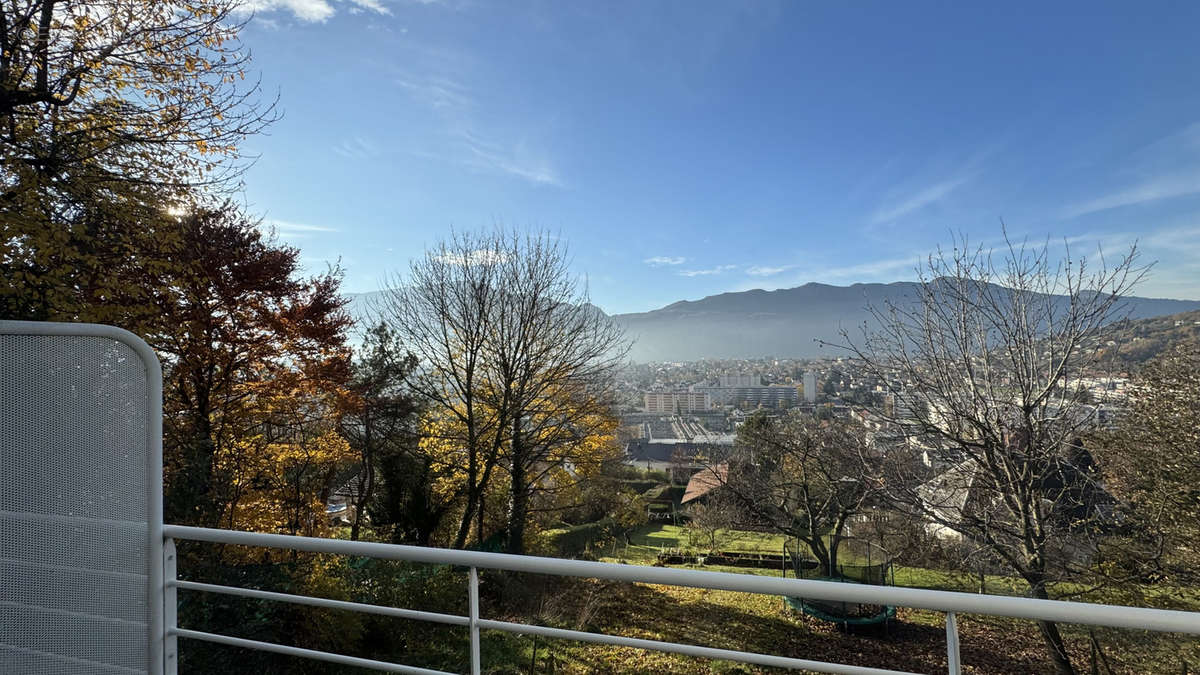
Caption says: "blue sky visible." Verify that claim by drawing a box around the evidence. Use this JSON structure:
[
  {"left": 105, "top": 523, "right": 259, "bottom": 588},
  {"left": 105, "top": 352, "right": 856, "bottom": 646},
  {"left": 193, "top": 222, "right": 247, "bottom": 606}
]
[{"left": 236, "top": 1, "right": 1200, "bottom": 314}]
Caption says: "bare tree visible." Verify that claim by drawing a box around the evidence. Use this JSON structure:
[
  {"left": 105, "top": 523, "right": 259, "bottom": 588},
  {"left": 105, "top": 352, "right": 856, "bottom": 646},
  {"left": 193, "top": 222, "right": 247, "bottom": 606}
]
[
  {"left": 380, "top": 229, "right": 628, "bottom": 552},
  {"left": 684, "top": 491, "right": 743, "bottom": 554},
  {"left": 837, "top": 233, "right": 1144, "bottom": 675},
  {"left": 485, "top": 231, "right": 629, "bottom": 554},
  {"left": 380, "top": 231, "right": 510, "bottom": 549},
  {"left": 719, "top": 411, "right": 878, "bottom": 576}
]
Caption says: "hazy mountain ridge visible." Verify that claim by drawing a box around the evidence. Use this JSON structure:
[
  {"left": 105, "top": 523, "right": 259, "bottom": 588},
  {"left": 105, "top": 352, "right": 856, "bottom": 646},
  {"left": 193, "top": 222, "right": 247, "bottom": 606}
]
[{"left": 346, "top": 282, "right": 1200, "bottom": 362}]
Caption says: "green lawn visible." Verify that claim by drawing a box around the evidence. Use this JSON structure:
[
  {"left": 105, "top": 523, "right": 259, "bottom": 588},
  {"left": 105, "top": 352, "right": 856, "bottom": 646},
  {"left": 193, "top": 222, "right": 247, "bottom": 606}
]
[{"left": 613, "top": 523, "right": 790, "bottom": 563}]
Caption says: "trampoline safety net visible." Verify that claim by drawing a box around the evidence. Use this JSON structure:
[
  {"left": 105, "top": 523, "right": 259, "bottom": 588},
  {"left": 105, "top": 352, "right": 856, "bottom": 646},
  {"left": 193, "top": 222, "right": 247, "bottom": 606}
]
[{"left": 784, "top": 542, "right": 895, "bottom": 625}]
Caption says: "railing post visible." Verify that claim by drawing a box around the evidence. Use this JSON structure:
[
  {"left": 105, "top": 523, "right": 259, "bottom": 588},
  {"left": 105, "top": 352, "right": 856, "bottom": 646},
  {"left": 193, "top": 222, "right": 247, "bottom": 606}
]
[
  {"left": 469, "top": 566, "right": 481, "bottom": 675},
  {"left": 945, "top": 612, "right": 960, "bottom": 675},
  {"left": 164, "top": 538, "right": 178, "bottom": 675}
]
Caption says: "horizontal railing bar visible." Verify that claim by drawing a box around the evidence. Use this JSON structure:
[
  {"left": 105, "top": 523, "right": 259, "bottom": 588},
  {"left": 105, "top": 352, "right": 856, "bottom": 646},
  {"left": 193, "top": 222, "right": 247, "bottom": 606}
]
[
  {"left": 172, "top": 580, "right": 470, "bottom": 627},
  {"left": 476, "top": 618, "right": 919, "bottom": 675},
  {"left": 170, "top": 628, "right": 456, "bottom": 675},
  {"left": 163, "top": 524, "right": 1200, "bottom": 635}
]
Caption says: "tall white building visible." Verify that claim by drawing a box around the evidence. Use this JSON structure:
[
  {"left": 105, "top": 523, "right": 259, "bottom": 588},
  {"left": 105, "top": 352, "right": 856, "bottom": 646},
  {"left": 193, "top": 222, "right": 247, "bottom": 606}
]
[{"left": 803, "top": 370, "right": 817, "bottom": 403}]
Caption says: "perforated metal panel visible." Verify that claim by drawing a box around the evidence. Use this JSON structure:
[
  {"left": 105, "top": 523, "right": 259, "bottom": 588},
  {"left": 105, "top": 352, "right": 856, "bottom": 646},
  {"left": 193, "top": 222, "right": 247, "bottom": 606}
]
[{"left": 1, "top": 323, "right": 163, "bottom": 675}]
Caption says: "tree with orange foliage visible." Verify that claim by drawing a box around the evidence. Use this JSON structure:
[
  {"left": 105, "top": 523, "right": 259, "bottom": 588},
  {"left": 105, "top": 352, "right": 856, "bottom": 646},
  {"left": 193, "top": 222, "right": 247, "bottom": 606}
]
[{"left": 142, "top": 204, "right": 352, "bottom": 532}]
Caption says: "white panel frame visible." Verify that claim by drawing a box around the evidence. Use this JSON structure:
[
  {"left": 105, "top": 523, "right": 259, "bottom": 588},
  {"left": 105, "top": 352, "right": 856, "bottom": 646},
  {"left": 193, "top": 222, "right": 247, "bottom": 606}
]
[{"left": 0, "top": 321, "right": 164, "bottom": 675}]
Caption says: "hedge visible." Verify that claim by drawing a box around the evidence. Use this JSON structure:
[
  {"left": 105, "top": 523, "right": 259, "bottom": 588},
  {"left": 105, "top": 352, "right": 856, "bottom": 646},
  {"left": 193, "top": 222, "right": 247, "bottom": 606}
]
[{"left": 543, "top": 517, "right": 621, "bottom": 556}]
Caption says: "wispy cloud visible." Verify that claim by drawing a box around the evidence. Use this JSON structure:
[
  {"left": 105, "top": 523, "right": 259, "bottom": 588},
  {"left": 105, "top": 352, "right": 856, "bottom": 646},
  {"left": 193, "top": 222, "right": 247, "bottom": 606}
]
[
  {"left": 347, "top": 0, "right": 392, "bottom": 14},
  {"left": 333, "top": 136, "right": 381, "bottom": 160},
  {"left": 679, "top": 264, "right": 738, "bottom": 277},
  {"left": 644, "top": 256, "right": 686, "bottom": 266},
  {"left": 333, "top": 135, "right": 379, "bottom": 159},
  {"left": 263, "top": 219, "right": 339, "bottom": 239},
  {"left": 816, "top": 255, "right": 923, "bottom": 281},
  {"left": 1064, "top": 119, "right": 1200, "bottom": 219},
  {"left": 457, "top": 129, "right": 562, "bottom": 187},
  {"left": 871, "top": 175, "right": 971, "bottom": 224},
  {"left": 395, "top": 75, "right": 473, "bottom": 109},
  {"left": 731, "top": 253, "right": 922, "bottom": 292},
  {"left": 1073, "top": 222, "right": 1200, "bottom": 300},
  {"left": 251, "top": 16, "right": 282, "bottom": 29},
  {"left": 1062, "top": 169, "right": 1200, "bottom": 219},
  {"left": 745, "top": 265, "right": 792, "bottom": 277},
  {"left": 236, "top": 0, "right": 395, "bottom": 22},
  {"left": 1145, "top": 223, "right": 1200, "bottom": 251},
  {"left": 238, "top": 0, "right": 334, "bottom": 22}
]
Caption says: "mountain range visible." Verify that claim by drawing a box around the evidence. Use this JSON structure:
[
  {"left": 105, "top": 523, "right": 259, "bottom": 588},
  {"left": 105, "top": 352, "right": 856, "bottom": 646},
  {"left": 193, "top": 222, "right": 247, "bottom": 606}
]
[{"left": 347, "top": 282, "right": 1200, "bottom": 362}]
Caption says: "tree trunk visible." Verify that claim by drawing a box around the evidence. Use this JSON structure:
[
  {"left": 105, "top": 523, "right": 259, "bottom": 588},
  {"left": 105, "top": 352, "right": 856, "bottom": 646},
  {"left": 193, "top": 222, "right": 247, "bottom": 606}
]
[
  {"left": 453, "top": 488, "right": 477, "bottom": 550},
  {"left": 828, "top": 530, "right": 844, "bottom": 575},
  {"left": 507, "top": 418, "right": 528, "bottom": 555},
  {"left": 804, "top": 535, "right": 832, "bottom": 577},
  {"left": 350, "top": 470, "right": 366, "bottom": 542},
  {"left": 1037, "top": 619, "right": 1076, "bottom": 675},
  {"left": 351, "top": 415, "right": 374, "bottom": 542},
  {"left": 452, "top": 438, "right": 479, "bottom": 549},
  {"left": 1030, "top": 582, "right": 1076, "bottom": 674}
]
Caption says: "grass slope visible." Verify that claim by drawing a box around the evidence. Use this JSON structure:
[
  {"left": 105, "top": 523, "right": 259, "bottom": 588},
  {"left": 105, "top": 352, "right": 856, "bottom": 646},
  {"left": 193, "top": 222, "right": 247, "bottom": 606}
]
[{"left": 475, "top": 524, "right": 1200, "bottom": 674}]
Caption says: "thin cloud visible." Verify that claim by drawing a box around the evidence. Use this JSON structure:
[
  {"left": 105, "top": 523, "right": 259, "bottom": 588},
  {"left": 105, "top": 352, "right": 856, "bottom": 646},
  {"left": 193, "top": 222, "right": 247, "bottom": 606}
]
[
  {"left": 395, "top": 75, "right": 473, "bottom": 110},
  {"left": 458, "top": 129, "right": 562, "bottom": 187},
  {"left": 871, "top": 175, "right": 971, "bottom": 224},
  {"left": 745, "top": 265, "right": 792, "bottom": 277},
  {"left": 1143, "top": 224, "right": 1200, "bottom": 263},
  {"left": 263, "top": 219, "right": 339, "bottom": 238},
  {"left": 644, "top": 256, "right": 686, "bottom": 266},
  {"left": 731, "top": 254, "right": 921, "bottom": 292},
  {"left": 387, "top": 43, "right": 561, "bottom": 189},
  {"left": 236, "top": 0, "right": 393, "bottom": 22},
  {"left": 817, "top": 255, "right": 923, "bottom": 281},
  {"left": 1063, "top": 223, "right": 1200, "bottom": 300},
  {"left": 1064, "top": 119, "right": 1200, "bottom": 219},
  {"left": 348, "top": 0, "right": 391, "bottom": 13},
  {"left": 679, "top": 264, "right": 738, "bottom": 277},
  {"left": 333, "top": 136, "right": 380, "bottom": 160},
  {"left": 1062, "top": 169, "right": 1200, "bottom": 219}
]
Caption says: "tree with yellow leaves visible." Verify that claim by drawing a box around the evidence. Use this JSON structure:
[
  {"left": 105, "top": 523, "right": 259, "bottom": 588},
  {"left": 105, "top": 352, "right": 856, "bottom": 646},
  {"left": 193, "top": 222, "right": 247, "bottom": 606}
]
[
  {"left": 380, "top": 230, "right": 629, "bottom": 552},
  {"left": 1, "top": 1, "right": 276, "bottom": 321}
]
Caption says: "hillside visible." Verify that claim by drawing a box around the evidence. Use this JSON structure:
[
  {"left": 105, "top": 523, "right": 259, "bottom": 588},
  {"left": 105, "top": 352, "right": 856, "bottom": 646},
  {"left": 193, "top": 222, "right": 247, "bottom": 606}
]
[
  {"left": 1098, "top": 308, "right": 1200, "bottom": 366},
  {"left": 612, "top": 282, "right": 1200, "bottom": 362},
  {"left": 345, "top": 284, "right": 1200, "bottom": 362}
]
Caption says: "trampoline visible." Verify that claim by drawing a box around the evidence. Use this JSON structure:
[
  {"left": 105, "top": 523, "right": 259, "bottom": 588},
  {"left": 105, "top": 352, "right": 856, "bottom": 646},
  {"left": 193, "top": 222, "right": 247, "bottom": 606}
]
[{"left": 782, "top": 540, "right": 896, "bottom": 630}]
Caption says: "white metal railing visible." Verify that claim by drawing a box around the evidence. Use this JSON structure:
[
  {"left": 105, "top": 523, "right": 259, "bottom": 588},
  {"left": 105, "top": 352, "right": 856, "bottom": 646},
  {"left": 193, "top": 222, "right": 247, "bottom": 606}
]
[{"left": 161, "top": 525, "right": 1200, "bottom": 675}]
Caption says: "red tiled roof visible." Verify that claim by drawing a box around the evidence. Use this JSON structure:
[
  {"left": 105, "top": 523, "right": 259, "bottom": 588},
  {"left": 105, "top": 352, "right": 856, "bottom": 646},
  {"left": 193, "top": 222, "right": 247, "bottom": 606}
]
[{"left": 681, "top": 464, "right": 728, "bottom": 504}]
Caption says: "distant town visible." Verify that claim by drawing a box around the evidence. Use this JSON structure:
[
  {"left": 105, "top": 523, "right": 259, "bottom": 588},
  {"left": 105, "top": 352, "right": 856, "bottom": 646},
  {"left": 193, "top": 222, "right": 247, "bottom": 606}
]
[{"left": 617, "top": 355, "right": 1132, "bottom": 489}]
